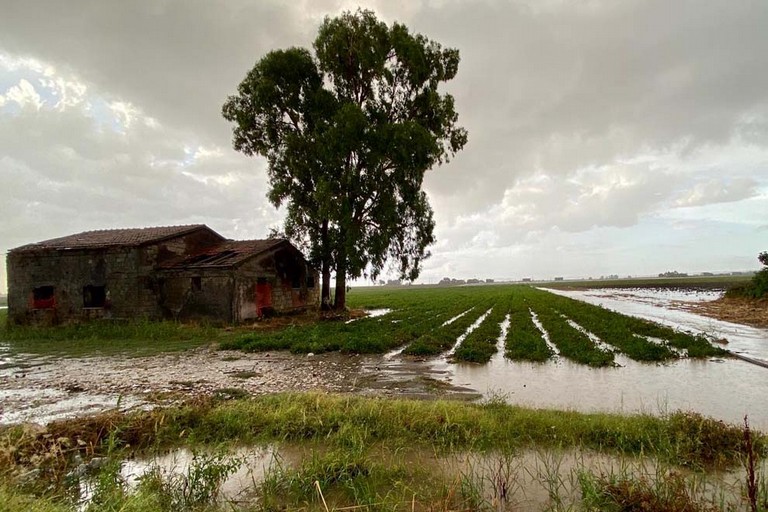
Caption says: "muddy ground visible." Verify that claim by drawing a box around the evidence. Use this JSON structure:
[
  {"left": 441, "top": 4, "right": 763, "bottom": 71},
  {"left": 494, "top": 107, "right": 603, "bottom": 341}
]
[
  {"left": 679, "top": 296, "right": 768, "bottom": 329},
  {"left": 0, "top": 346, "right": 476, "bottom": 425}
]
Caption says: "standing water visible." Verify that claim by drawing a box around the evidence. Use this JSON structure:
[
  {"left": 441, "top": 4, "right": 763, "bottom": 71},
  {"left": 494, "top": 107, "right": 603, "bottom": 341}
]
[{"left": 426, "top": 288, "right": 768, "bottom": 429}]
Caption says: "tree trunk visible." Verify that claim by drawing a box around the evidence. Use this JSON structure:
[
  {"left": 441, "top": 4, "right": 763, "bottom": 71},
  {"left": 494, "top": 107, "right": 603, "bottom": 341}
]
[
  {"left": 334, "top": 237, "right": 347, "bottom": 311},
  {"left": 334, "top": 270, "right": 346, "bottom": 310},
  {"left": 320, "top": 219, "right": 332, "bottom": 311}
]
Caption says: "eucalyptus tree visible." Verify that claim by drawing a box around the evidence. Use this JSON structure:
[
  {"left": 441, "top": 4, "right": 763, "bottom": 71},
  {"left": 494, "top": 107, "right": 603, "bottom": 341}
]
[{"left": 223, "top": 9, "right": 467, "bottom": 309}]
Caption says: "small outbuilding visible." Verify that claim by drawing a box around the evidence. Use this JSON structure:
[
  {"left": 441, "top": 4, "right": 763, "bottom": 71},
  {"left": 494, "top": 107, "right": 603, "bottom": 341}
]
[{"left": 6, "top": 225, "right": 319, "bottom": 325}]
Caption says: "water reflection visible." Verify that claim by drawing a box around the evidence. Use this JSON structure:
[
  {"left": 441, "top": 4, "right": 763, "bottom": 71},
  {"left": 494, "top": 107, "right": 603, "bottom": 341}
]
[
  {"left": 437, "top": 353, "right": 768, "bottom": 429},
  {"left": 544, "top": 287, "right": 768, "bottom": 361}
]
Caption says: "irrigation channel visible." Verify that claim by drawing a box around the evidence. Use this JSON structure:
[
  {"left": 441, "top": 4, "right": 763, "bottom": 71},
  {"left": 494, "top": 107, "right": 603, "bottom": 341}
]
[{"left": 364, "top": 287, "right": 768, "bottom": 430}]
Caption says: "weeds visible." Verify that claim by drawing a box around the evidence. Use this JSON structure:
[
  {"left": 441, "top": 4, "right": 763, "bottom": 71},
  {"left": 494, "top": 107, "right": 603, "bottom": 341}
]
[{"left": 0, "top": 393, "right": 766, "bottom": 511}]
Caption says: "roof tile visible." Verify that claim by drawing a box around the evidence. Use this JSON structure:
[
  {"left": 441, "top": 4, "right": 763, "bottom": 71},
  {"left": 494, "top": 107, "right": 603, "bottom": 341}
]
[{"left": 11, "top": 225, "right": 209, "bottom": 252}]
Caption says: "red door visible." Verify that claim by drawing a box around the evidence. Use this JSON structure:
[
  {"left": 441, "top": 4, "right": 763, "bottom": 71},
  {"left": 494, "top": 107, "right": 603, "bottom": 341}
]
[{"left": 255, "top": 282, "right": 272, "bottom": 316}]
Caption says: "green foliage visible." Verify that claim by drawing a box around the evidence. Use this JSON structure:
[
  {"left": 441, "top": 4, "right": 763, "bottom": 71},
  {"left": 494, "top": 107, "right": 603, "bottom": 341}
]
[
  {"left": 222, "top": 9, "right": 467, "bottom": 307},
  {"left": 532, "top": 305, "right": 615, "bottom": 367},
  {"left": 725, "top": 252, "right": 768, "bottom": 299},
  {"left": 221, "top": 285, "right": 727, "bottom": 363},
  {"left": 0, "top": 315, "right": 223, "bottom": 357},
  {"left": 578, "top": 470, "right": 722, "bottom": 512},
  {"left": 452, "top": 298, "right": 511, "bottom": 363},
  {"left": 403, "top": 301, "right": 495, "bottom": 356},
  {"left": 504, "top": 295, "right": 555, "bottom": 362},
  {"left": 136, "top": 450, "right": 241, "bottom": 511}
]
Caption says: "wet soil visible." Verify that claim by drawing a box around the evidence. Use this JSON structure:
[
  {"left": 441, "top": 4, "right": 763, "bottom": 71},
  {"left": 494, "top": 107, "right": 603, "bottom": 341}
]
[
  {"left": 677, "top": 296, "right": 768, "bottom": 329},
  {"left": 0, "top": 345, "right": 475, "bottom": 425}
]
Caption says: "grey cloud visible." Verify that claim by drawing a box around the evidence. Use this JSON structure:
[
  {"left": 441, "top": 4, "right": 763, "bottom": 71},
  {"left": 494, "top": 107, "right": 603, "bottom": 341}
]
[
  {"left": 2, "top": 0, "right": 767, "bottom": 288},
  {"left": 675, "top": 177, "right": 758, "bottom": 207}
]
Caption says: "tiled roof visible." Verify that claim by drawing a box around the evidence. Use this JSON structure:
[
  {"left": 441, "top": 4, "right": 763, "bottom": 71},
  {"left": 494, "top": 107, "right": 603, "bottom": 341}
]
[
  {"left": 159, "top": 239, "right": 288, "bottom": 269},
  {"left": 11, "top": 225, "right": 211, "bottom": 252}
]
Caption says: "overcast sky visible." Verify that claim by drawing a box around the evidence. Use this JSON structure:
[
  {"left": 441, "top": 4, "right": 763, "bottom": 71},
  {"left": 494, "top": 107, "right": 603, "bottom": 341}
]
[{"left": 1, "top": 0, "right": 767, "bottom": 291}]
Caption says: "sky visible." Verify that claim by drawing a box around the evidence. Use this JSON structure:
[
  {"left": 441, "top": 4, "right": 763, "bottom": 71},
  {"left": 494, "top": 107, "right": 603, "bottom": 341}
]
[{"left": 1, "top": 0, "right": 767, "bottom": 292}]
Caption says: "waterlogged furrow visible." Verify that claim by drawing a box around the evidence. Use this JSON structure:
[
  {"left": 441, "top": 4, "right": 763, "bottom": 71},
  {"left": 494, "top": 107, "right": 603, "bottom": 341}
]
[
  {"left": 530, "top": 288, "right": 724, "bottom": 360},
  {"left": 453, "top": 297, "right": 512, "bottom": 363},
  {"left": 532, "top": 305, "right": 615, "bottom": 367},
  {"left": 222, "top": 285, "right": 726, "bottom": 361},
  {"left": 505, "top": 297, "right": 554, "bottom": 362},
  {"left": 404, "top": 300, "right": 495, "bottom": 356}
]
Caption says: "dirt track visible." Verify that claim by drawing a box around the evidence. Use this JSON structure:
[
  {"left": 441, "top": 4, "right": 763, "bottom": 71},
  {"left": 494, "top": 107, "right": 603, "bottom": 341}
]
[{"left": 677, "top": 296, "right": 768, "bottom": 329}]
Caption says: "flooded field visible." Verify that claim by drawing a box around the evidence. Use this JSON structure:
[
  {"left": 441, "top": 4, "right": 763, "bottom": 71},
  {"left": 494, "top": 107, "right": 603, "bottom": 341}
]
[
  {"left": 1, "top": 284, "right": 766, "bottom": 432},
  {"left": 73, "top": 442, "right": 766, "bottom": 511},
  {"left": 544, "top": 287, "right": 768, "bottom": 362},
  {"left": 427, "top": 287, "right": 768, "bottom": 429}
]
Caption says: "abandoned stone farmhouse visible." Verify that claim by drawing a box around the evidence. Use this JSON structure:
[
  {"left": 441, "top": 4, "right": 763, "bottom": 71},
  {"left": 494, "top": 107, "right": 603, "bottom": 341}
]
[{"left": 6, "top": 225, "right": 319, "bottom": 325}]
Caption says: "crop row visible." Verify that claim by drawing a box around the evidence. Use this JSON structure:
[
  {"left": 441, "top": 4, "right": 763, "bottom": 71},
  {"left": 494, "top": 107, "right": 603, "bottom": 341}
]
[
  {"left": 452, "top": 295, "right": 513, "bottom": 363},
  {"left": 504, "top": 295, "right": 555, "bottom": 362},
  {"left": 223, "top": 285, "right": 725, "bottom": 365}
]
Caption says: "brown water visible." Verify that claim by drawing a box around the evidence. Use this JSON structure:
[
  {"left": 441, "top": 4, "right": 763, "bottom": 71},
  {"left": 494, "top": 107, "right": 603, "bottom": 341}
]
[
  {"left": 421, "top": 287, "right": 768, "bottom": 429},
  {"left": 82, "top": 444, "right": 765, "bottom": 511}
]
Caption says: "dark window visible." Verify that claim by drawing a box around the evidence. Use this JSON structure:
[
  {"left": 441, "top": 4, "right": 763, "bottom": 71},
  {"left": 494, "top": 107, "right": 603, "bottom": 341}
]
[
  {"left": 191, "top": 276, "right": 202, "bottom": 291},
  {"left": 33, "top": 286, "right": 55, "bottom": 309},
  {"left": 257, "top": 277, "right": 268, "bottom": 285},
  {"left": 83, "top": 285, "right": 106, "bottom": 308},
  {"left": 306, "top": 275, "right": 316, "bottom": 289},
  {"left": 291, "top": 273, "right": 302, "bottom": 289}
]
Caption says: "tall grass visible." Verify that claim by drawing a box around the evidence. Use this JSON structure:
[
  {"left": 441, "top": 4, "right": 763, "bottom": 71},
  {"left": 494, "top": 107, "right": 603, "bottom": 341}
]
[{"left": 1, "top": 393, "right": 765, "bottom": 511}]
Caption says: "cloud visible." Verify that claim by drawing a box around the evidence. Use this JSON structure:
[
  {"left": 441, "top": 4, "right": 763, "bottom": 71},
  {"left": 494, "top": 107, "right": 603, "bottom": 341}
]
[
  {"left": 0, "top": 79, "right": 43, "bottom": 110},
  {"left": 675, "top": 177, "right": 758, "bottom": 207},
  {"left": 1, "top": 0, "right": 768, "bottom": 290}
]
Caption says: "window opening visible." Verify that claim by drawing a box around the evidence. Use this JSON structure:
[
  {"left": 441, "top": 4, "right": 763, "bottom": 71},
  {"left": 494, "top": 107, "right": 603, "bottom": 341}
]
[
  {"left": 33, "top": 286, "right": 55, "bottom": 309},
  {"left": 306, "top": 275, "right": 316, "bottom": 289},
  {"left": 83, "top": 285, "right": 106, "bottom": 308},
  {"left": 191, "top": 276, "right": 202, "bottom": 291}
]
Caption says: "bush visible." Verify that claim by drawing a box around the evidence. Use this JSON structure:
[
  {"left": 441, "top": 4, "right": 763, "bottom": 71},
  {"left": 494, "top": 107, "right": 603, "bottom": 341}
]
[{"left": 727, "top": 252, "right": 768, "bottom": 299}]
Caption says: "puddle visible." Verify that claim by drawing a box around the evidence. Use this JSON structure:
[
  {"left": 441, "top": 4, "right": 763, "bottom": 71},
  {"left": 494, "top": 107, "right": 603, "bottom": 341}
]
[
  {"left": 563, "top": 316, "right": 617, "bottom": 355},
  {"left": 77, "top": 443, "right": 766, "bottom": 510},
  {"left": 442, "top": 307, "right": 473, "bottom": 327},
  {"left": 0, "top": 388, "right": 144, "bottom": 425},
  {"left": 490, "top": 314, "right": 512, "bottom": 365},
  {"left": 442, "top": 355, "right": 768, "bottom": 429},
  {"left": 543, "top": 287, "right": 768, "bottom": 363},
  {"left": 77, "top": 445, "right": 290, "bottom": 510},
  {"left": 530, "top": 310, "right": 561, "bottom": 357},
  {"left": 345, "top": 308, "right": 393, "bottom": 324}
]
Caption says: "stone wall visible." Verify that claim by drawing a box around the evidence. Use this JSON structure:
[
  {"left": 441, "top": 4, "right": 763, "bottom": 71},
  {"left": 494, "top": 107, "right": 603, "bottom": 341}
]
[
  {"left": 6, "top": 247, "right": 146, "bottom": 325},
  {"left": 160, "top": 271, "right": 234, "bottom": 323},
  {"left": 233, "top": 249, "right": 320, "bottom": 321},
  {"left": 6, "top": 228, "right": 224, "bottom": 325},
  {"left": 7, "top": 229, "right": 318, "bottom": 325}
]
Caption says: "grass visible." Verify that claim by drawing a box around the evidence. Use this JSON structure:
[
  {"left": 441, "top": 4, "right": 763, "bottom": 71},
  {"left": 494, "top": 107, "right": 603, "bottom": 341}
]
[
  {"left": 2, "top": 284, "right": 728, "bottom": 364},
  {"left": 0, "top": 309, "right": 225, "bottom": 358},
  {"left": 541, "top": 274, "right": 753, "bottom": 290},
  {"left": 0, "top": 393, "right": 765, "bottom": 511},
  {"left": 222, "top": 285, "right": 726, "bottom": 365}
]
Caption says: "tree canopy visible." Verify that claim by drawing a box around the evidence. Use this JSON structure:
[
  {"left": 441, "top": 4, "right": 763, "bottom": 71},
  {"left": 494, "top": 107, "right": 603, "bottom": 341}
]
[{"left": 222, "top": 9, "right": 467, "bottom": 309}]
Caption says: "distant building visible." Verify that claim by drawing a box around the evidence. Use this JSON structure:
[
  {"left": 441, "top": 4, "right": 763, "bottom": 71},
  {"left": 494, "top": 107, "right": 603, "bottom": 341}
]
[
  {"left": 385, "top": 279, "right": 402, "bottom": 286},
  {"left": 7, "top": 225, "right": 319, "bottom": 325},
  {"left": 485, "top": 279, "right": 494, "bottom": 283},
  {"left": 522, "top": 278, "right": 532, "bottom": 282}
]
